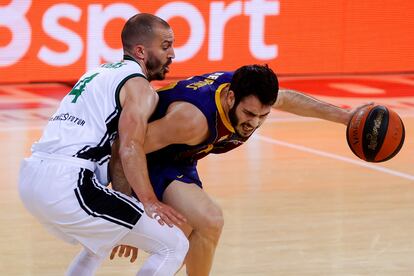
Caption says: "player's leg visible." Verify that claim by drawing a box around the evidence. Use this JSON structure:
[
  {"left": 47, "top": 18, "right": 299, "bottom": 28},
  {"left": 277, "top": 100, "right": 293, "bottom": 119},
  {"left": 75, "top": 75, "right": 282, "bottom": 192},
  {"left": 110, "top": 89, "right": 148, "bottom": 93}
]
[
  {"left": 162, "top": 180, "right": 224, "bottom": 276},
  {"left": 20, "top": 157, "right": 187, "bottom": 276},
  {"left": 63, "top": 177, "right": 188, "bottom": 275},
  {"left": 66, "top": 248, "right": 104, "bottom": 276},
  {"left": 119, "top": 211, "right": 189, "bottom": 275},
  {"left": 64, "top": 192, "right": 188, "bottom": 275},
  {"left": 66, "top": 214, "right": 188, "bottom": 276},
  {"left": 63, "top": 196, "right": 188, "bottom": 275}
]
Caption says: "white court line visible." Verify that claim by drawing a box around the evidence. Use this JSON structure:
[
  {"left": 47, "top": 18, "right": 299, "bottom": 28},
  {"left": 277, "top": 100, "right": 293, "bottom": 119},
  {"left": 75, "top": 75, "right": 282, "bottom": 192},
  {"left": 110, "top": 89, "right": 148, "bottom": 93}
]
[{"left": 255, "top": 134, "right": 414, "bottom": 181}]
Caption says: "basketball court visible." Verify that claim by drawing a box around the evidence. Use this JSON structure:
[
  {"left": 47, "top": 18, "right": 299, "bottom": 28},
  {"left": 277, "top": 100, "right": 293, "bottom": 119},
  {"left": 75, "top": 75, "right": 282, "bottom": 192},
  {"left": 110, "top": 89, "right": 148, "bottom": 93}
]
[{"left": 1, "top": 74, "right": 413, "bottom": 275}]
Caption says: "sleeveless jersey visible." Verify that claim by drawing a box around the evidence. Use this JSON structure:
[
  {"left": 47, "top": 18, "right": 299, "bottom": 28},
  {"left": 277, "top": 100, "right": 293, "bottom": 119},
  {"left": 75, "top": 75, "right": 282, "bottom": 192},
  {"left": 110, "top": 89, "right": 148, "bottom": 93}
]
[
  {"left": 32, "top": 55, "right": 146, "bottom": 166},
  {"left": 147, "top": 71, "right": 250, "bottom": 166}
]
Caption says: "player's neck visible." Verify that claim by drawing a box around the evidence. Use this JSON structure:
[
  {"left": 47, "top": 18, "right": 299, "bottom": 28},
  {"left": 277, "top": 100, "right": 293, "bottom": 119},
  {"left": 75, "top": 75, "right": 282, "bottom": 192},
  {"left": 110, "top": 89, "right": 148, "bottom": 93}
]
[
  {"left": 136, "top": 59, "right": 149, "bottom": 80},
  {"left": 123, "top": 52, "right": 150, "bottom": 80}
]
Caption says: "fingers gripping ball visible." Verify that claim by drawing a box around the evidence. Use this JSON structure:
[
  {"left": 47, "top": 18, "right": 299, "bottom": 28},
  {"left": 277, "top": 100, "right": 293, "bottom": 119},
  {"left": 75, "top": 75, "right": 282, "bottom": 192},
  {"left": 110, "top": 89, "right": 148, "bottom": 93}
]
[{"left": 346, "top": 105, "right": 405, "bottom": 162}]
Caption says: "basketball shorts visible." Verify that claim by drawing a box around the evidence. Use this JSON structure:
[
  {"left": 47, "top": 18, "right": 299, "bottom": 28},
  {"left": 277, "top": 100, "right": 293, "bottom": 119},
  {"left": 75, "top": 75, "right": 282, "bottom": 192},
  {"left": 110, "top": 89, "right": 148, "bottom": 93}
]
[
  {"left": 147, "top": 160, "right": 203, "bottom": 201},
  {"left": 18, "top": 152, "right": 145, "bottom": 257}
]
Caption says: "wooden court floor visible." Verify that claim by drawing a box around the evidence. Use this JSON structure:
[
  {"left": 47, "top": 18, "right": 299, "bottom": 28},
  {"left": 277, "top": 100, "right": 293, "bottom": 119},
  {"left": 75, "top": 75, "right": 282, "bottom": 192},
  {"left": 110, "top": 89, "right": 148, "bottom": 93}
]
[{"left": 0, "top": 75, "right": 413, "bottom": 275}]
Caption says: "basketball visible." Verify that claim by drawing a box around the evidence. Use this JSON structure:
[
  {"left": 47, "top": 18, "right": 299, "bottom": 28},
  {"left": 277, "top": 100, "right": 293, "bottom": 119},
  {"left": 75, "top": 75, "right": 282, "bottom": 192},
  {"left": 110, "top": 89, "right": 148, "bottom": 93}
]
[{"left": 346, "top": 104, "right": 405, "bottom": 162}]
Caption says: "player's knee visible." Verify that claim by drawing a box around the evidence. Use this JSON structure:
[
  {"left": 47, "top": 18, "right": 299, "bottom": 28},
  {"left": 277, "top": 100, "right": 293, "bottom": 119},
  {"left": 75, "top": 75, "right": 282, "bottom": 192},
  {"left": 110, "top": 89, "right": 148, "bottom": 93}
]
[
  {"left": 174, "top": 230, "right": 189, "bottom": 264},
  {"left": 164, "top": 228, "right": 189, "bottom": 266},
  {"left": 198, "top": 204, "right": 224, "bottom": 238}
]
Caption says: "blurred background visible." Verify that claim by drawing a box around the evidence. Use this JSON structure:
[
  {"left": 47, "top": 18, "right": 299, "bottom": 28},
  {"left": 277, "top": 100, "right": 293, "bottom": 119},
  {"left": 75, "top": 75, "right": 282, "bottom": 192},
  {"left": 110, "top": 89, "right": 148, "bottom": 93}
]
[
  {"left": 2, "top": 0, "right": 414, "bottom": 83},
  {"left": 1, "top": 1, "right": 413, "bottom": 275}
]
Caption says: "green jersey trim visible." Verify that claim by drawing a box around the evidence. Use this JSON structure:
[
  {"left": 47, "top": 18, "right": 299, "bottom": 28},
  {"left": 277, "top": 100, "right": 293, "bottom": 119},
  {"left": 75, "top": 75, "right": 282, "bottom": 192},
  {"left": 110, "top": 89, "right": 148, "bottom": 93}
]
[{"left": 115, "top": 73, "right": 147, "bottom": 110}]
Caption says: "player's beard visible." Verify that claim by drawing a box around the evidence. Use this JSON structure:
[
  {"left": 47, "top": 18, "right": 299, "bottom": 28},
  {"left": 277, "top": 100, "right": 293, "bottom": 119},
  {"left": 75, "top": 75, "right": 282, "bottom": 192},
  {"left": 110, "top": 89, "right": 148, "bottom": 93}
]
[
  {"left": 146, "top": 55, "right": 170, "bottom": 81},
  {"left": 229, "top": 104, "right": 238, "bottom": 127},
  {"left": 229, "top": 103, "right": 255, "bottom": 138},
  {"left": 228, "top": 104, "right": 243, "bottom": 136}
]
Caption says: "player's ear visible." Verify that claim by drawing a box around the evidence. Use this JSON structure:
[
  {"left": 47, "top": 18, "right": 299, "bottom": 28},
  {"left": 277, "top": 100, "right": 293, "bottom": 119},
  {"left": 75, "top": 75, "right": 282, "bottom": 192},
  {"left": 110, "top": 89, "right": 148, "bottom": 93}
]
[
  {"left": 227, "top": 89, "right": 235, "bottom": 108},
  {"left": 134, "top": 45, "right": 146, "bottom": 60}
]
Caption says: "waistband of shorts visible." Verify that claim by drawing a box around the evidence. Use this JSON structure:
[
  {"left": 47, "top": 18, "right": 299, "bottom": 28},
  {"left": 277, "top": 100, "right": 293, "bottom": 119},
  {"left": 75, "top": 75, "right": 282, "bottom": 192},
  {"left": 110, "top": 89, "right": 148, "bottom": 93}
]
[{"left": 31, "top": 152, "right": 96, "bottom": 171}]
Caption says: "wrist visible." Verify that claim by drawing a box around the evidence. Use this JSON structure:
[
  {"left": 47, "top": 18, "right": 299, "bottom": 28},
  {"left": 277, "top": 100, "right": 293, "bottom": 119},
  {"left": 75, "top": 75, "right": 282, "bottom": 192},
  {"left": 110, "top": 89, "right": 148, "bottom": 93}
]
[
  {"left": 139, "top": 196, "right": 158, "bottom": 206},
  {"left": 340, "top": 110, "right": 353, "bottom": 125}
]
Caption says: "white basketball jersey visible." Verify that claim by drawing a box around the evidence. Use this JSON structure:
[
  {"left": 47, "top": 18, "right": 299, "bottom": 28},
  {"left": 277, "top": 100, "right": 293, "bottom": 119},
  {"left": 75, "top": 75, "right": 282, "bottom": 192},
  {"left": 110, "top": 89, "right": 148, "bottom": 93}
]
[{"left": 32, "top": 56, "right": 146, "bottom": 166}]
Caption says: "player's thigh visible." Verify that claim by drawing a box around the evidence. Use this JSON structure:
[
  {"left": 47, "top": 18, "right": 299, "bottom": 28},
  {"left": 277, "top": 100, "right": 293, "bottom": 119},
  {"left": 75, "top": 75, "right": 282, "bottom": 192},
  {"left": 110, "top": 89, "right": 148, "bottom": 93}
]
[{"left": 163, "top": 180, "right": 223, "bottom": 230}]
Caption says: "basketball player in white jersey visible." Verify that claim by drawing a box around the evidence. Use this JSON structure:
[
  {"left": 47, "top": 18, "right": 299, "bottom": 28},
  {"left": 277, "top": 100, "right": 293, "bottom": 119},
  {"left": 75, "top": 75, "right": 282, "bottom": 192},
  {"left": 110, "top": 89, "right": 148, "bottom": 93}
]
[{"left": 18, "top": 13, "right": 188, "bottom": 275}]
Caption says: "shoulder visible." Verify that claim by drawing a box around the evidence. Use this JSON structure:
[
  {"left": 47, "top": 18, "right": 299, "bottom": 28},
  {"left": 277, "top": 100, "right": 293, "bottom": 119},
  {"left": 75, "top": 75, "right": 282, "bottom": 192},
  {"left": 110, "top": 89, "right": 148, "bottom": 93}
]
[{"left": 119, "top": 77, "right": 157, "bottom": 108}]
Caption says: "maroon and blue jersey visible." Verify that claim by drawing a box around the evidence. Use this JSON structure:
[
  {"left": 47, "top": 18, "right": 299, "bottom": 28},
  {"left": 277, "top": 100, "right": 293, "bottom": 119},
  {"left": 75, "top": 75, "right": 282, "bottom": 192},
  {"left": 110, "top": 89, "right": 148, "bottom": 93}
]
[{"left": 147, "top": 71, "right": 251, "bottom": 200}]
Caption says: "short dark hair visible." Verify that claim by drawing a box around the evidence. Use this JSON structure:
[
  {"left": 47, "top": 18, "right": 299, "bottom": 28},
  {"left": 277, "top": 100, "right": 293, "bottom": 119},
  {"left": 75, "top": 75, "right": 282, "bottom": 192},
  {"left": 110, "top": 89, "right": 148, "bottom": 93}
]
[
  {"left": 121, "top": 13, "right": 170, "bottom": 52},
  {"left": 230, "top": 64, "right": 279, "bottom": 106}
]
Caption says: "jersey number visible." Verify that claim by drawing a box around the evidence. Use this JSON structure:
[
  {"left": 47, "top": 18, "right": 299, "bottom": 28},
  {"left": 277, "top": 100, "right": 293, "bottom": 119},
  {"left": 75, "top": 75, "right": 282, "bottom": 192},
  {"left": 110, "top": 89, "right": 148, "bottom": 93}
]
[{"left": 68, "top": 73, "right": 99, "bottom": 103}]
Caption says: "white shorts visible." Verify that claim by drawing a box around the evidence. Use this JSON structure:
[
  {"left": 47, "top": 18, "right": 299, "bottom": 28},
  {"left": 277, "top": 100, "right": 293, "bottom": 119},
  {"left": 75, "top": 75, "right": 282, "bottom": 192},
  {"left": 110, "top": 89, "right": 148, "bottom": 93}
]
[{"left": 18, "top": 152, "right": 146, "bottom": 257}]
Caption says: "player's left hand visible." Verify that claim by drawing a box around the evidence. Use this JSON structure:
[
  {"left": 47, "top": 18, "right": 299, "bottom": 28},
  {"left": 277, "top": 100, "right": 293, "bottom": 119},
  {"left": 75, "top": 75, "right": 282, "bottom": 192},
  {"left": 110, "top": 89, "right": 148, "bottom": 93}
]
[
  {"left": 110, "top": 245, "right": 139, "bottom": 263},
  {"left": 144, "top": 200, "right": 187, "bottom": 227}
]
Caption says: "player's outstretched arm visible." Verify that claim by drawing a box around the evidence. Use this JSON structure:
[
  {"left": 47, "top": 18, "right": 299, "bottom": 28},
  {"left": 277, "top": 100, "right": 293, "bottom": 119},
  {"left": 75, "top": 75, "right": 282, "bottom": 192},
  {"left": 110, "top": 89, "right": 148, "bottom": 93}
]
[
  {"left": 273, "top": 88, "right": 353, "bottom": 125},
  {"left": 117, "top": 77, "right": 186, "bottom": 227}
]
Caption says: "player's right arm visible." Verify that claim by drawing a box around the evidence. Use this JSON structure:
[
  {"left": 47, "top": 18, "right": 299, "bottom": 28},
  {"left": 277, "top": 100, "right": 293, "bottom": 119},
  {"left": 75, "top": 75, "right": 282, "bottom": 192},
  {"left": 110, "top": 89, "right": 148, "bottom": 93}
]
[
  {"left": 110, "top": 101, "right": 208, "bottom": 195},
  {"left": 117, "top": 77, "right": 186, "bottom": 227},
  {"left": 144, "top": 101, "right": 209, "bottom": 153}
]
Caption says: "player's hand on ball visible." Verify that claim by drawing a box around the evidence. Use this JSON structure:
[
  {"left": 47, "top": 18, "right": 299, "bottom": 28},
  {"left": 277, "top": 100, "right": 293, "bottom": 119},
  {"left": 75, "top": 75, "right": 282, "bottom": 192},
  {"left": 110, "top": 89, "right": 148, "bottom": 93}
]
[
  {"left": 110, "top": 245, "right": 138, "bottom": 263},
  {"left": 347, "top": 102, "right": 375, "bottom": 125}
]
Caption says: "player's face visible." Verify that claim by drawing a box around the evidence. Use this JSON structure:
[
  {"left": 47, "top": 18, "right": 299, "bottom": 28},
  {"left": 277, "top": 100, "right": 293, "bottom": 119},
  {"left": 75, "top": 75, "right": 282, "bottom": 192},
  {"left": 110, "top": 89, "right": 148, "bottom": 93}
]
[
  {"left": 145, "top": 26, "right": 175, "bottom": 81},
  {"left": 229, "top": 95, "right": 272, "bottom": 137}
]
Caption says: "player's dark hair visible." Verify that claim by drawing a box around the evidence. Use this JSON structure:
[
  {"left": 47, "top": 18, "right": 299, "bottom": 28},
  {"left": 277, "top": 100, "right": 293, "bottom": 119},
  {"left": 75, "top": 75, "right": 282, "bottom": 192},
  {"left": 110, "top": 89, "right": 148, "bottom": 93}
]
[
  {"left": 230, "top": 64, "right": 279, "bottom": 106},
  {"left": 122, "top": 13, "right": 170, "bottom": 52}
]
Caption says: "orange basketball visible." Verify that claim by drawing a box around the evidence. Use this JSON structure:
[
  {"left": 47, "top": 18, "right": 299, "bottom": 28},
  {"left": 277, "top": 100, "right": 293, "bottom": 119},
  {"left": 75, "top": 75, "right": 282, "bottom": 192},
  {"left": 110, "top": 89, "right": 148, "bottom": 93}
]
[{"left": 346, "top": 104, "right": 405, "bottom": 162}]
